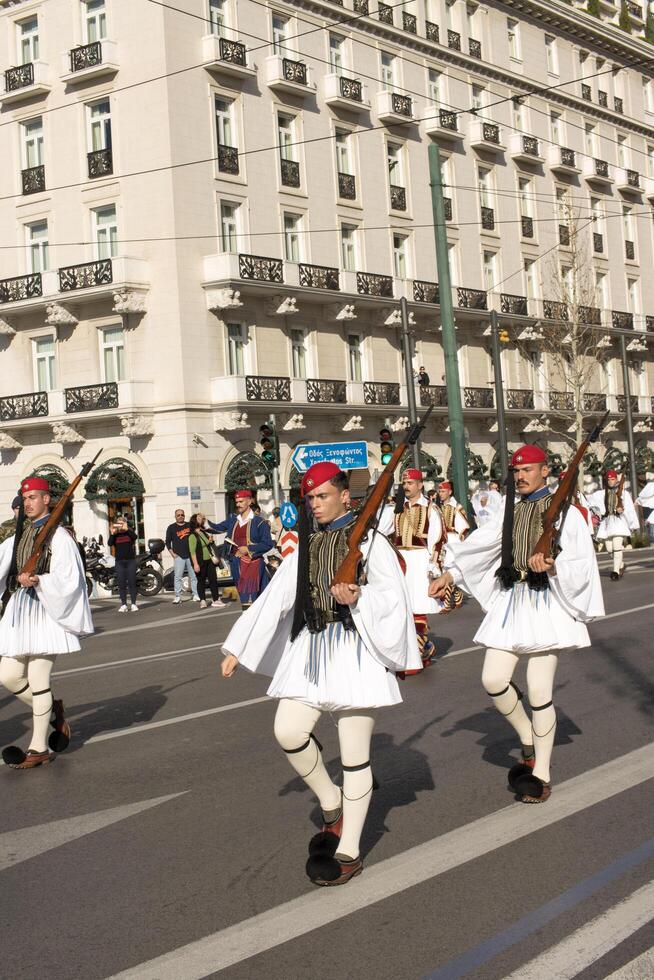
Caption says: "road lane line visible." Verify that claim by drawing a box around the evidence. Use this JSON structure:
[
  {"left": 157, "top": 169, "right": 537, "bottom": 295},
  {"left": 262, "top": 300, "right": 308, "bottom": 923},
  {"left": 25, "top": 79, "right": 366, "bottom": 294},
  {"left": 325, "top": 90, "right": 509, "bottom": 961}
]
[
  {"left": 53, "top": 642, "right": 219, "bottom": 677},
  {"left": 103, "top": 742, "right": 654, "bottom": 980},
  {"left": 606, "top": 947, "right": 654, "bottom": 978},
  {"left": 85, "top": 697, "right": 270, "bottom": 743},
  {"left": 88, "top": 606, "right": 241, "bottom": 639}
]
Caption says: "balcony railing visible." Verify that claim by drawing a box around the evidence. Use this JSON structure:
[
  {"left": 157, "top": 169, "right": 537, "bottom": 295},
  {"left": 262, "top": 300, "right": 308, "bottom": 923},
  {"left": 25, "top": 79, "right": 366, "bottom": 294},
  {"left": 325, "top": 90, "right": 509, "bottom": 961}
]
[
  {"left": 443, "top": 196, "right": 452, "bottom": 221},
  {"left": 439, "top": 109, "right": 457, "bottom": 131},
  {"left": 413, "top": 280, "right": 439, "bottom": 303},
  {"left": 298, "top": 263, "right": 339, "bottom": 290},
  {"left": 59, "top": 259, "right": 113, "bottom": 292},
  {"left": 561, "top": 147, "right": 576, "bottom": 168},
  {"left": 5, "top": 63, "right": 34, "bottom": 91},
  {"left": 353, "top": 0, "right": 369, "bottom": 14},
  {"left": 647, "top": 316, "right": 654, "bottom": 333},
  {"left": 447, "top": 30, "right": 461, "bottom": 50},
  {"left": 87, "top": 148, "right": 113, "bottom": 178},
  {"left": 594, "top": 158, "right": 609, "bottom": 178},
  {"left": 593, "top": 232, "right": 604, "bottom": 253},
  {"left": 390, "top": 184, "right": 406, "bottom": 211},
  {"left": 578, "top": 305, "right": 601, "bottom": 325},
  {"left": 338, "top": 172, "right": 356, "bottom": 199},
  {"left": 549, "top": 391, "right": 574, "bottom": 411},
  {"left": 280, "top": 158, "right": 300, "bottom": 187},
  {"left": 378, "top": 2, "right": 393, "bottom": 24},
  {"left": 598, "top": 90, "right": 608, "bottom": 108},
  {"left": 584, "top": 393, "right": 607, "bottom": 412},
  {"left": 238, "top": 254, "right": 284, "bottom": 283},
  {"left": 469, "top": 38, "right": 482, "bottom": 58},
  {"left": 612, "top": 310, "right": 634, "bottom": 330},
  {"left": 481, "top": 206, "right": 495, "bottom": 231},
  {"left": 559, "top": 224, "right": 571, "bottom": 246},
  {"left": 0, "top": 272, "right": 42, "bottom": 304},
  {"left": 338, "top": 75, "right": 362, "bottom": 102},
  {"left": 582, "top": 83, "right": 592, "bottom": 101},
  {"left": 426, "top": 21, "right": 439, "bottom": 42},
  {"left": 457, "top": 287, "right": 487, "bottom": 310},
  {"left": 521, "top": 215, "right": 534, "bottom": 238},
  {"left": 356, "top": 271, "right": 393, "bottom": 297},
  {"left": 420, "top": 385, "right": 448, "bottom": 407},
  {"left": 218, "top": 144, "right": 239, "bottom": 175},
  {"left": 614, "top": 96, "right": 623, "bottom": 114},
  {"left": 464, "top": 387, "right": 493, "bottom": 408},
  {"left": 402, "top": 11, "right": 417, "bottom": 33},
  {"left": 282, "top": 58, "right": 307, "bottom": 85},
  {"left": 245, "top": 375, "right": 291, "bottom": 401},
  {"left": 521, "top": 135, "right": 540, "bottom": 157},
  {"left": 65, "top": 382, "right": 118, "bottom": 414},
  {"left": 482, "top": 123, "right": 500, "bottom": 144},
  {"left": 507, "top": 389, "right": 534, "bottom": 410},
  {"left": 363, "top": 381, "right": 400, "bottom": 405},
  {"left": 626, "top": 169, "right": 640, "bottom": 188},
  {"left": 627, "top": 1, "right": 642, "bottom": 17},
  {"left": 390, "top": 93, "right": 412, "bottom": 117},
  {"left": 70, "top": 41, "right": 102, "bottom": 73},
  {"left": 501, "top": 293, "right": 528, "bottom": 316},
  {"left": 0, "top": 391, "right": 48, "bottom": 422},
  {"left": 306, "top": 379, "right": 346, "bottom": 403},
  {"left": 22, "top": 164, "right": 45, "bottom": 195},
  {"left": 625, "top": 240, "right": 635, "bottom": 261},
  {"left": 543, "top": 300, "right": 568, "bottom": 321},
  {"left": 218, "top": 37, "right": 247, "bottom": 67},
  {"left": 617, "top": 394, "right": 639, "bottom": 414}
]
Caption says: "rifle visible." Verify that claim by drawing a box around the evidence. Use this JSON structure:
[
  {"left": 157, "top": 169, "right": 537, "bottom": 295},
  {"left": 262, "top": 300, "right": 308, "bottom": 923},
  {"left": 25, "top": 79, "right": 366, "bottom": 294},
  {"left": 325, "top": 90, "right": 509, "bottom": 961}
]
[
  {"left": 616, "top": 471, "right": 625, "bottom": 512},
  {"left": 533, "top": 410, "right": 609, "bottom": 560},
  {"left": 331, "top": 406, "right": 432, "bottom": 586},
  {"left": 19, "top": 450, "right": 102, "bottom": 578}
]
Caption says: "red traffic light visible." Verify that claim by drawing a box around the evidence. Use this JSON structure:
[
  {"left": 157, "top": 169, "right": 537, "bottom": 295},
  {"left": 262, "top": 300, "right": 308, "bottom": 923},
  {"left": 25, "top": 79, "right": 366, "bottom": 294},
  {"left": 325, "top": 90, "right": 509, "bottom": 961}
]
[{"left": 379, "top": 427, "right": 392, "bottom": 441}]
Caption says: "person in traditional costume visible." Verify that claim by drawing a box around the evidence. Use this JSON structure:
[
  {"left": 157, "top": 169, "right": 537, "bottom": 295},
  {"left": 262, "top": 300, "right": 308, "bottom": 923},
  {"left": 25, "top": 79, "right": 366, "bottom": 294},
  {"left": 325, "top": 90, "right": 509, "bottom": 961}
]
[
  {"left": 635, "top": 479, "right": 654, "bottom": 542},
  {"left": 471, "top": 484, "right": 502, "bottom": 527},
  {"left": 429, "top": 445, "right": 604, "bottom": 804},
  {"left": 220, "top": 462, "right": 420, "bottom": 885},
  {"left": 0, "top": 477, "right": 93, "bottom": 769},
  {"left": 208, "top": 490, "right": 273, "bottom": 608},
  {"left": 435, "top": 481, "right": 471, "bottom": 543},
  {"left": 589, "top": 471, "right": 639, "bottom": 580}
]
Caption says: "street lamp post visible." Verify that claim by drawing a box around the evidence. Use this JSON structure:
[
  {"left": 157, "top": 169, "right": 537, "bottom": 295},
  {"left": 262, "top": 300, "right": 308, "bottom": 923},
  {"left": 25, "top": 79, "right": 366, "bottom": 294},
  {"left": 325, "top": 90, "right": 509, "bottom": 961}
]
[{"left": 400, "top": 295, "right": 421, "bottom": 470}]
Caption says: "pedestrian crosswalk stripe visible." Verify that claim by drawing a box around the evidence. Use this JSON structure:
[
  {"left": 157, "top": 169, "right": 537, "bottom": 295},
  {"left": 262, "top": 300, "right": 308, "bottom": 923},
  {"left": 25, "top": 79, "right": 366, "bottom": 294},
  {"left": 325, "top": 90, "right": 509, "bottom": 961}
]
[{"left": 605, "top": 946, "right": 654, "bottom": 979}]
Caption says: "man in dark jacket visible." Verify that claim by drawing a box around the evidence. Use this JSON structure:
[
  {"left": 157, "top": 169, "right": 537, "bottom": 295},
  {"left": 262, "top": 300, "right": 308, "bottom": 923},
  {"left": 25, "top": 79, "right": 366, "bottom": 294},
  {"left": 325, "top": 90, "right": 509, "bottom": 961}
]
[
  {"left": 208, "top": 490, "right": 273, "bottom": 608},
  {"left": 165, "top": 508, "right": 200, "bottom": 604}
]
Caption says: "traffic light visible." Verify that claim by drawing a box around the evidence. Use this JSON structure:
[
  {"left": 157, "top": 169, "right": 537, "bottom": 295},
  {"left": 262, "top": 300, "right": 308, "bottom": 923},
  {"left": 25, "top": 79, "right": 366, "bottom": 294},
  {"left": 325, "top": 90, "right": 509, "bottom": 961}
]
[
  {"left": 259, "top": 419, "right": 280, "bottom": 468},
  {"left": 379, "top": 426, "right": 394, "bottom": 466},
  {"left": 499, "top": 328, "right": 510, "bottom": 343}
]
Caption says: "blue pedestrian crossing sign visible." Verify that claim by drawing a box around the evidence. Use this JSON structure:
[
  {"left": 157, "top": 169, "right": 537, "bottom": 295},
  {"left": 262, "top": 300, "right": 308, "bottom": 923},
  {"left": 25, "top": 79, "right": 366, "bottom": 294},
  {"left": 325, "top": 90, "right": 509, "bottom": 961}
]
[
  {"left": 280, "top": 501, "right": 299, "bottom": 528},
  {"left": 291, "top": 441, "right": 369, "bottom": 473}
]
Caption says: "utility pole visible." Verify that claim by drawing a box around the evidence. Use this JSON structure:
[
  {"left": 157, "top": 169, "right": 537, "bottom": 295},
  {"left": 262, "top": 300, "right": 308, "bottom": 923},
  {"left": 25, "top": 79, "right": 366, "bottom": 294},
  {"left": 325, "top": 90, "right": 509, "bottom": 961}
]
[
  {"left": 268, "top": 413, "right": 282, "bottom": 507},
  {"left": 400, "top": 296, "right": 420, "bottom": 469},
  {"left": 490, "top": 310, "right": 509, "bottom": 485},
  {"left": 619, "top": 334, "right": 640, "bottom": 520},
  {"left": 428, "top": 142, "right": 471, "bottom": 517}
]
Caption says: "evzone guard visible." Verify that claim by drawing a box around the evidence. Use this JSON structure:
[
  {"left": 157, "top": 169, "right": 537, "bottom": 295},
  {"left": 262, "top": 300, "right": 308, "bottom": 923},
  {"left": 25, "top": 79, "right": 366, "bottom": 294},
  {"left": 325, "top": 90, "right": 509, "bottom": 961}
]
[
  {"left": 221, "top": 461, "right": 421, "bottom": 885},
  {"left": 430, "top": 443, "right": 604, "bottom": 804},
  {"left": 435, "top": 481, "right": 471, "bottom": 543},
  {"left": 589, "top": 470, "right": 639, "bottom": 581}
]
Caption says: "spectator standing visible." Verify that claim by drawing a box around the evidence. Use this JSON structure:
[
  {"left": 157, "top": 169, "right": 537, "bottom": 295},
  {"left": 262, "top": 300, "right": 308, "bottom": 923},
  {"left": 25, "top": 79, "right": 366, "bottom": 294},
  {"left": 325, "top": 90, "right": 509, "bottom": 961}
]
[
  {"left": 417, "top": 366, "right": 430, "bottom": 387},
  {"left": 165, "top": 508, "right": 200, "bottom": 604},
  {"left": 108, "top": 517, "right": 139, "bottom": 612},
  {"left": 189, "top": 513, "right": 225, "bottom": 609}
]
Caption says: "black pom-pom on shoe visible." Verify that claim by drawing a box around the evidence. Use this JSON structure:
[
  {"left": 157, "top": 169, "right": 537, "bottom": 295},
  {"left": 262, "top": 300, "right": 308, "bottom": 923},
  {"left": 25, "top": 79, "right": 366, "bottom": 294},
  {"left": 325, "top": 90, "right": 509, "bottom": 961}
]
[
  {"left": 514, "top": 773, "right": 552, "bottom": 803},
  {"left": 308, "top": 830, "right": 340, "bottom": 858},
  {"left": 508, "top": 762, "right": 534, "bottom": 790},
  {"left": 306, "top": 853, "right": 363, "bottom": 886},
  {"left": 2, "top": 745, "right": 26, "bottom": 766}
]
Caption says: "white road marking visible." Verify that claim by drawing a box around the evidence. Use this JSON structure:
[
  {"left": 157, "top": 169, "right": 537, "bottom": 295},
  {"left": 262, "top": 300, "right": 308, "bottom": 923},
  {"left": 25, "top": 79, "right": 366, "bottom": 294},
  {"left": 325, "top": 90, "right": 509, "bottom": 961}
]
[
  {"left": 54, "top": 642, "right": 219, "bottom": 677},
  {"left": 605, "top": 947, "right": 654, "bottom": 979},
  {"left": 88, "top": 605, "right": 240, "bottom": 639},
  {"left": 503, "top": 880, "right": 654, "bottom": 979},
  {"left": 85, "top": 697, "right": 270, "bottom": 743},
  {"left": 0, "top": 793, "right": 185, "bottom": 873},
  {"left": 104, "top": 743, "right": 654, "bottom": 980}
]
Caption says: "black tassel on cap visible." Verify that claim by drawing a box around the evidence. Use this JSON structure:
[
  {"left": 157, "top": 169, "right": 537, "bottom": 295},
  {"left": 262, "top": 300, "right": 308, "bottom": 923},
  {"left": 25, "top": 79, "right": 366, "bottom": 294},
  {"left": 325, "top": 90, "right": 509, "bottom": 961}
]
[{"left": 8, "top": 497, "right": 26, "bottom": 582}]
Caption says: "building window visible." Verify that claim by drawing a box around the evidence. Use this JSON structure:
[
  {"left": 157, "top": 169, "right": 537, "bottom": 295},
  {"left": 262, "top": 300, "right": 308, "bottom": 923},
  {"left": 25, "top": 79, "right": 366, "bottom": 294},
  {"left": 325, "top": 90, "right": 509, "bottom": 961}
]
[
  {"left": 428, "top": 69, "right": 441, "bottom": 105},
  {"left": 272, "top": 14, "right": 289, "bottom": 54},
  {"left": 22, "top": 117, "right": 43, "bottom": 169},
  {"left": 623, "top": 206, "right": 635, "bottom": 257},
  {"left": 643, "top": 77, "right": 652, "bottom": 113},
  {"left": 647, "top": 145, "right": 654, "bottom": 178},
  {"left": 336, "top": 129, "right": 353, "bottom": 176},
  {"left": 482, "top": 250, "right": 497, "bottom": 292},
  {"left": 33, "top": 335, "right": 56, "bottom": 391},
  {"left": 524, "top": 258, "right": 538, "bottom": 300},
  {"left": 519, "top": 176, "right": 532, "bottom": 217},
  {"left": 329, "top": 33, "right": 345, "bottom": 73},
  {"left": 215, "top": 97, "right": 236, "bottom": 150},
  {"left": 627, "top": 277, "right": 640, "bottom": 314},
  {"left": 341, "top": 224, "right": 357, "bottom": 271},
  {"left": 477, "top": 166, "right": 492, "bottom": 213},
  {"left": 26, "top": 220, "right": 49, "bottom": 273},
  {"left": 512, "top": 96, "right": 524, "bottom": 131},
  {"left": 550, "top": 110, "right": 562, "bottom": 144},
  {"left": 290, "top": 328, "right": 307, "bottom": 378},
  {"left": 617, "top": 134, "right": 628, "bottom": 169},
  {"left": 101, "top": 326, "right": 125, "bottom": 382},
  {"left": 347, "top": 333, "right": 362, "bottom": 382},
  {"left": 283, "top": 213, "right": 301, "bottom": 262},
  {"left": 471, "top": 84, "right": 485, "bottom": 112},
  {"left": 278, "top": 113, "right": 296, "bottom": 162},
  {"left": 448, "top": 241, "right": 458, "bottom": 283},
  {"left": 591, "top": 196, "right": 604, "bottom": 234},
  {"left": 507, "top": 18, "right": 520, "bottom": 60},
  {"left": 209, "top": 0, "right": 227, "bottom": 36},
  {"left": 380, "top": 51, "right": 395, "bottom": 90},
  {"left": 84, "top": 0, "right": 107, "bottom": 43},
  {"left": 595, "top": 271, "right": 608, "bottom": 310},
  {"left": 545, "top": 35, "right": 558, "bottom": 75},
  {"left": 19, "top": 16, "right": 39, "bottom": 64},
  {"left": 226, "top": 323, "right": 246, "bottom": 375},
  {"left": 393, "top": 234, "right": 408, "bottom": 278},
  {"left": 388, "top": 142, "right": 403, "bottom": 185},
  {"left": 89, "top": 99, "right": 112, "bottom": 152},
  {"left": 220, "top": 201, "right": 238, "bottom": 252},
  {"left": 585, "top": 123, "right": 598, "bottom": 157},
  {"left": 93, "top": 205, "right": 118, "bottom": 259}
]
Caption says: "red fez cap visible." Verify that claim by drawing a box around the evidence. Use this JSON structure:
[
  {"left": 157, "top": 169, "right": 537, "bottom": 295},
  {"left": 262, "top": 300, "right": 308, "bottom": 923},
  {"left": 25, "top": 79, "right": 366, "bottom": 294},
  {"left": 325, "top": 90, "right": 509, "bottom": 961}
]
[
  {"left": 234, "top": 489, "right": 253, "bottom": 500},
  {"left": 21, "top": 477, "right": 49, "bottom": 494},
  {"left": 403, "top": 469, "right": 423, "bottom": 481},
  {"left": 300, "top": 461, "right": 343, "bottom": 497},
  {"left": 439, "top": 481, "right": 453, "bottom": 491},
  {"left": 605, "top": 469, "right": 618, "bottom": 480},
  {"left": 510, "top": 445, "right": 547, "bottom": 467}
]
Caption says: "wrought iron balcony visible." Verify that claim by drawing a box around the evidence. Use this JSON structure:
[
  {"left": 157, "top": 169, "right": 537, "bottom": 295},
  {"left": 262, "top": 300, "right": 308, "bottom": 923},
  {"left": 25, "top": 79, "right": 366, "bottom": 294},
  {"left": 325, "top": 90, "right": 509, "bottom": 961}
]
[
  {"left": 561, "top": 147, "right": 576, "bottom": 168},
  {"left": 593, "top": 232, "right": 604, "bottom": 253},
  {"left": 447, "top": 30, "right": 461, "bottom": 50},
  {"left": 439, "top": 109, "right": 458, "bottom": 132},
  {"left": 457, "top": 287, "right": 487, "bottom": 310},
  {"left": 443, "top": 197, "right": 452, "bottom": 221},
  {"left": 59, "top": 259, "right": 113, "bottom": 292},
  {"left": 65, "top": 382, "right": 118, "bottom": 414},
  {"left": 549, "top": 391, "right": 574, "bottom": 411},
  {"left": 578, "top": 305, "right": 601, "bottom": 325},
  {"left": 0, "top": 391, "right": 48, "bottom": 422},
  {"left": 363, "top": 381, "right": 400, "bottom": 405},
  {"left": 0, "top": 273, "right": 42, "bottom": 304},
  {"left": 70, "top": 41, "right": 103, "bottom": 73},
  {"left": 282, "top": 58, "right": 307, "bottom": 85},
  {"left": 218, "top": 37, "right": 246, "bottom": 67},
  {"left": 598, "top": 89, "right": 608, "bottom": 108},
  {"left": 581, "top": 83, "right": 591, "bottom": 101},
  {"left": 5, "top": 63, "right": 34, "bottom": 91},
  {"left": 338, "top": 75, "right": 362, "bottom": 102},
  {"left": 87, "top": 148, "right": 113, "bottom": 178},
  {"left": 584, "top": 393, "right": 607, "bottom": 413},
  {"left": 626, "top": 169, "right": 640, "bottom": 188},
  {"left": 390, "top": 184, "right": 406, "bottom": 211},
  {"left": 612, "top": 310, "right": 634, "bottom": 330},
  {"left": 506, "top": 389, "right": 534, "bottom": 410},
  {"left": 356, "top": 272, "right": 393, "bottom": 297},
  {"left": 647, "top": 316, "right": 654, "bottom": 333},
  {"left": 413, "top": 280, "right": 439, "bottom": 303},
  {"left": 501, "top": 293, "right": 528, "bottom": 316},
  {"left": 338, "top": 172, "right": 356, "bottom": 199},
  {"left": 522, "top": 135, "right": 539, "bottom": 157},
  {"left": 390, "top": 92, "right": 412, "bottom": 117},
  {"left": 402, "top": 11, "right": 417, "bottom": 33},
  {"left": 469, "top": 39, "right": 482, "bottom": 58},
  {"left": 298, "top": 263, "right": 339, "bottom": 290},
  {"left": 22, "top": 165, "right": 45, "bottom": 195},
  {"left": 482, "top": 123, "right": 500, "bottom": 144},
  {"left": 617, "top": 394, "right": 639, "bottom": 414},
  {"left": 280, "top": 157, "right": 300, "bottom": 187},
  {"left": 245, "top": 375, "right": 291, "bottom": 401},
  {"left": 464, "top": 387, "right": 493, "bottom": 409},
  {"left": 218, "top": 144, "right": 239, "bottom": 175},
  {"left": 378, "top": 2, "right": 393, "bottom": 23},
  {"left": 481, "top": 206, "right": 495, "bottom": 231},
  {"left": 353, "top": 0, "right": 369, "bottom": 14},
  {"left": 625, "top": 240, "right": 635, "bottom": 261},
  {"left": 238, "top": 254, "right": 284, "bottom": 283},
  {"left": 559, "top": 224, "right": 571, "bottom": 246},
  {"left": 521, "top": 215, "right": 534, "bottom": 238},
  {"left": 426, "top": 21, "right": 439, "bottom": 42},
  {"left": 627, "top": 1, "right": 642, "bottom": 17},
  {"left": 419, "top": 386, "right": 447, "bottom": 408},
  {"left": 543, "top": 300, "right": 568, "bottom": 321},
  {"left": 306, "top": 379, "right": 346, "bottom": 403},
  {"left": 594, "top": 158, "right": 609, "bottom": 178},
  {"left": 614, "top": 96, "right": 623, "bottom": 114}
]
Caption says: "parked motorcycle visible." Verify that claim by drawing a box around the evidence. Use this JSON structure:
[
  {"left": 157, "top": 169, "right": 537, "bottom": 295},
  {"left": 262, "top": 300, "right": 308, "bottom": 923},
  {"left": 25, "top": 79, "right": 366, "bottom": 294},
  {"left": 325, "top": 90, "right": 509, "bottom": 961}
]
[{"left": 84, "top": 537, "right": 164, "bottom": 598}]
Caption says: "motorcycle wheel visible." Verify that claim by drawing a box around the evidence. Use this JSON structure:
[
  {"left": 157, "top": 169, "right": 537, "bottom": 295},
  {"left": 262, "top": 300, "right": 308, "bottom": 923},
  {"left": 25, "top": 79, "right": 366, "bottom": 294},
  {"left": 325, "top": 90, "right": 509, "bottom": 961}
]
[
  {"left": 86, "top": 576, "right": 93, "bottom": 598},
  {"left": 137, "top": 568, "right": 163, "bottom": 597}
]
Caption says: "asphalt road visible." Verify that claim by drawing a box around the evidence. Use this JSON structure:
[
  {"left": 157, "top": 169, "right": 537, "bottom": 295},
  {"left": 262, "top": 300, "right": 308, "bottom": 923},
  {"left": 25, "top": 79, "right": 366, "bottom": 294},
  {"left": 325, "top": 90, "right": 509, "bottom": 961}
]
[{"left": 0, "top": 549, "right": 653, "bottom": 980}]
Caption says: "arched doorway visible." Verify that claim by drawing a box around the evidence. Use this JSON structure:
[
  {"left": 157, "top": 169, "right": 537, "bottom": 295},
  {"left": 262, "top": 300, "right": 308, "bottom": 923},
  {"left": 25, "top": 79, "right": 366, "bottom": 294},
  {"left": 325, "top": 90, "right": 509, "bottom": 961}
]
[
  {"left": 85, "top": 458, "right": 146, "bottom": 548},
  {"left": 223, "top": 451, "right": 270, "bottom": 513},
  {"left": 27, "top": 464, "right": 73, "bottom": 526}
]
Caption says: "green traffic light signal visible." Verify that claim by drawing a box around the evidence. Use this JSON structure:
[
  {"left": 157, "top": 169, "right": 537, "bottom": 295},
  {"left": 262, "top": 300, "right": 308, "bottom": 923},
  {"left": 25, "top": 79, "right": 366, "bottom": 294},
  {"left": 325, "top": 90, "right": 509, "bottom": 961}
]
[
  {"left": 260, "top": 421, "right": 279, "bottom": 467},
  {"left": 380, "top": 426, "right": 394, "bottom": 466}
]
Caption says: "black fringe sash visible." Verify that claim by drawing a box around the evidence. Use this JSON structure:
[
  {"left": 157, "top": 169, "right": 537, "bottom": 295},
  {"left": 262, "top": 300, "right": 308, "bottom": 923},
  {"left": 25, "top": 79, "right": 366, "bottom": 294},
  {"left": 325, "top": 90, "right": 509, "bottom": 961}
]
[
  {"left": 495, "top": 477, "right": 551, "bottom": 592},
  {"left": 605, "top": 487, "right": 619, "bottom": 516},
  {"left": 290, "top": 509, "right": 356, "bottom": 640}
]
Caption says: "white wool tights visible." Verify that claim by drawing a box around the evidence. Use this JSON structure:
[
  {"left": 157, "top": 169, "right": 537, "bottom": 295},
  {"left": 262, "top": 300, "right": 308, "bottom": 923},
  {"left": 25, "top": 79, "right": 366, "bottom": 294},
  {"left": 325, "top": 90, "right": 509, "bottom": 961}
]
[
  {"left": 482, "top": 647, "right": 558, "bottom": 783},
  {"left": 0, "top": 655, "right": 55, "bottom": 753},
  {"left": 274, "top": 698, "right": 376, "bottom": 860},
  {"left": 605, "top": 536, "right": 625, "bottom": 574}
]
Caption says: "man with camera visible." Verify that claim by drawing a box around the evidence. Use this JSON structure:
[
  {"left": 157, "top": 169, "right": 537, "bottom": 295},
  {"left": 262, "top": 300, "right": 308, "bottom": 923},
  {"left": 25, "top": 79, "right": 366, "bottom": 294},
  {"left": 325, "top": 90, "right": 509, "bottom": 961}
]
[{"left": 108, "top": 516, "right": 138, "bottom": 612}]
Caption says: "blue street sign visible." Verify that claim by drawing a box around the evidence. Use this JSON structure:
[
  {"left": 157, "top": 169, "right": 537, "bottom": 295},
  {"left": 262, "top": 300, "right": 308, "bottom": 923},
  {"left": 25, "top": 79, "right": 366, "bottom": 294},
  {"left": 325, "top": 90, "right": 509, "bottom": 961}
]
[
  {"left": 291, "top": 441, "right": 369, "bottom": 473},
  {"left": 280, "top": 501, "right": 298, "bottom": 529}
]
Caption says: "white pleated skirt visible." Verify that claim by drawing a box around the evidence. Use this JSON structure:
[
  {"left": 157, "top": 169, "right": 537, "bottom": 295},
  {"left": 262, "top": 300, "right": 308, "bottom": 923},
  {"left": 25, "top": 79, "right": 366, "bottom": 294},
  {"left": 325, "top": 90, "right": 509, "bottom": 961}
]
[
  {"left": 596, "top": 515, "right": 631, "bottom": 540},
  {"left": 474, "top": 583, "right": 590, "bottom": 655},
  {"left": 0, "top": 589, "right": 80, "bottom": 657},
  {"left": 401, "top": 550, "right": 442, "bottom": 615},
  {"left": 266, "top": 622, "right": 402, "bottom": 711}
]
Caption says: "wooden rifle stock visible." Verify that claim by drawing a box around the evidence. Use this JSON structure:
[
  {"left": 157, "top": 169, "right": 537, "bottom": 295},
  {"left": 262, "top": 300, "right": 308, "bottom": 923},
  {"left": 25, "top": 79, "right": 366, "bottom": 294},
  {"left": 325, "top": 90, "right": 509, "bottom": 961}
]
[
  {"left": 331, "top": 407, "right": 433, "bottom": 586},
  {"left": 20, "top": 450, "right": 102, "bottom": 577},
  {"left": 616, "top": 471, "right": 625, "bottom": 512}
]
